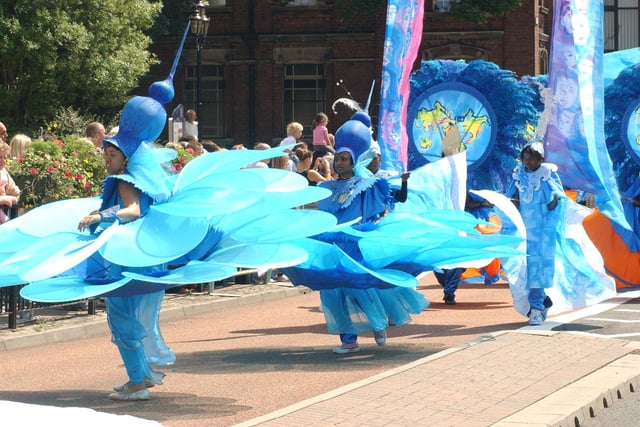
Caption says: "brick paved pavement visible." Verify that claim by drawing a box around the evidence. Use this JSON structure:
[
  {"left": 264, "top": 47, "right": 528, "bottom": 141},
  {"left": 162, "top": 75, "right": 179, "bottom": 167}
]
[{"left": 237, "top": 331, "right": 640, "bottom": 427}]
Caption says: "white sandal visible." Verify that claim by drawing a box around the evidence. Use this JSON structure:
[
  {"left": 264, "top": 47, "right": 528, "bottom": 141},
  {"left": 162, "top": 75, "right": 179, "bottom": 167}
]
[{"left": 108, "top": 389, "right": 150, "bottom": 401}]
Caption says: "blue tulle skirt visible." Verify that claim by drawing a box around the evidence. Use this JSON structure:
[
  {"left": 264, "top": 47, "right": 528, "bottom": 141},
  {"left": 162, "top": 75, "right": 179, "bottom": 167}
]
[{"left": 319, "top": 287, "right": 429, "bottom": 335}]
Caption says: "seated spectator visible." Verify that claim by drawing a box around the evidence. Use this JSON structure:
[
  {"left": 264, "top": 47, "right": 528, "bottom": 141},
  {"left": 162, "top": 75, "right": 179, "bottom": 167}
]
[
  {"left": 295, "top": 147, "right": 332, "bottom": 186},
  {"left": 201, "top": 139, "right": 222, "bottom": 152},
  {"left": 244, "top": 142, "right": 271, "bottom": 168}
]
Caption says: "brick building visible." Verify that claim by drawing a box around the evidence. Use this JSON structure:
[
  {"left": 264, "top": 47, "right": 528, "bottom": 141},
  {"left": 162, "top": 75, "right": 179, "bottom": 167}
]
[{"left": 148, "top": 0, "right": 636, "bottom": 147}]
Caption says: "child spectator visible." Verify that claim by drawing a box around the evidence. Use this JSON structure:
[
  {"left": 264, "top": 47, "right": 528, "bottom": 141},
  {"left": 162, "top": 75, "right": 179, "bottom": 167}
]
[{"left": 311, "top": 113, "right": 335, "bottom": 153}]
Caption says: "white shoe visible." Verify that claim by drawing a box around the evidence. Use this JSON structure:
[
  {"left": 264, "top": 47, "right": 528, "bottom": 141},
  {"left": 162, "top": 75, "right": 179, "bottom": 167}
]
[
  {"left": 108, "top": 389, "right": 150, "bottom": 401},
  {"left": 113, "top": 378, "right": 156, "bottom": 392},
  {"left": 528, "top": 309, "right": 544, "bottom": 326},
  {"left": 332, "top": 343, "right": 360, "bottom": 354},
  {"left": 374, "top": 329, "right": 387, "bottom": 346}
]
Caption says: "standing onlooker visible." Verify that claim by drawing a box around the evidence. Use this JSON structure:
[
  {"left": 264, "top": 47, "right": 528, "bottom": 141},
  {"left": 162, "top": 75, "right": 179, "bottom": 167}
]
[
  {"left": 183, "top": 109, "right": 198, "bottom": 140},
  {"left": 280, "top": 121, "right": 304, "bottom": 172},
  {"left": 0, "top": 142, "right": 20, "bottom": 222},
  {"left": 86, "top": 122, "right": 106, "bottom": 150},
  {"left": 508, "top": 142, "right": 562, "bottom": 326},
  {"left": 9, "top": 133, "right": 32, "bottom": 161},
  {"left": 0, "top": 122, "right": 8, "bottom": 143},
  {"left": 312, "top": 112, "right": 335, "bottom": 153}
]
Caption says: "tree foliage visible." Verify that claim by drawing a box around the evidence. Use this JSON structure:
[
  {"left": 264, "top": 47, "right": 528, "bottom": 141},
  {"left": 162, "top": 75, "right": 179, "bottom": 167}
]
[
  {"left": 450, "top": 0, "right": 523, "bottom": 24},
  {"left": 0, "top": 0, "right": 162, "bottom": 134}
]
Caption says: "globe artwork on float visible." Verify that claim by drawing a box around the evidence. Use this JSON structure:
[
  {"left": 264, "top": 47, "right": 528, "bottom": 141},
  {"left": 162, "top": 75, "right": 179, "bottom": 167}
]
[
  {"left": 408, "top": 82, "right": 497, "bottom": 171},
  {"left": 623, "top": 100, "right": 640, "bottom": 165}
]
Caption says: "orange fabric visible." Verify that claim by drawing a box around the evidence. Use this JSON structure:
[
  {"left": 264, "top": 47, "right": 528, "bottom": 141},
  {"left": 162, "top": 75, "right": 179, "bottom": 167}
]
[
  {"left": 583, "top": 209, "right": 640, "bottom": 289},
  {"left": 565, "top": 189, "right": 578, "bottom": 202},
  {"left": 463, "top": 214, "right": 503, "bottom": 282},
  {"left": 474, "top": 213, "right": 502, "bottom": 234}
]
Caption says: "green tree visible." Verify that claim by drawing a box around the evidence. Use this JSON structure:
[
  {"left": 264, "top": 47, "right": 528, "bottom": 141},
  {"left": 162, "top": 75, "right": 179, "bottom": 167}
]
[{"left": 0, "top": 0, "right": 162, "bottom": 134}]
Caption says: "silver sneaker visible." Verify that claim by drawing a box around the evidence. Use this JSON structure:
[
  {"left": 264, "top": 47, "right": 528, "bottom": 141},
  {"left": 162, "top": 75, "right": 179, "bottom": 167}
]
[{"left": 528, "top": 309, "right": 545, "bottom": 326}]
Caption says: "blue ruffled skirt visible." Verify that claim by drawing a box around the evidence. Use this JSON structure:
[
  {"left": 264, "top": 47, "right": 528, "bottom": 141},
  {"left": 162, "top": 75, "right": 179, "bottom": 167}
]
[{"left": 319, "top": 286, "right": 429, "bottom": 335}]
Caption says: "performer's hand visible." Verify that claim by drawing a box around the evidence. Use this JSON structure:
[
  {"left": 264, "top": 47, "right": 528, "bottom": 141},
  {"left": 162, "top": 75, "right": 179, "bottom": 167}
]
[
  {"left": 78, "top": 213, "right": 101, "bottom": 232},
  {"left": 400, "top": 172, "right": 410, "bottom": 182}
]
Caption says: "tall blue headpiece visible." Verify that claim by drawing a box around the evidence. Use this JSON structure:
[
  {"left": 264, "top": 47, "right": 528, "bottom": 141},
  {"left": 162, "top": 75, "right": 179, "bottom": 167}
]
[
  {"left": 103, "top": 23, "right": 191, "bottom": 158},
  {"left": 335, "top": 81, "right": 376, "bottom": 164}
]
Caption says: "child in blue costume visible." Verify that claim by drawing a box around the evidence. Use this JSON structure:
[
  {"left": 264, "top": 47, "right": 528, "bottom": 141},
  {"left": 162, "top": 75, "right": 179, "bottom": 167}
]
[
  {"left": 507, "top": 143, "right": 563, "bottom": 325},
  {"left": 315, "top": 112, "right": 429, "bottom": 354}
]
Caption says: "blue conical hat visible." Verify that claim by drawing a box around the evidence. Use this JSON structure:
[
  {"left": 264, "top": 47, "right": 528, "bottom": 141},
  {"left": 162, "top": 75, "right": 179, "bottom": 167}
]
[{"left": 103, "top": 24, "right": 190, "bottom": 158}]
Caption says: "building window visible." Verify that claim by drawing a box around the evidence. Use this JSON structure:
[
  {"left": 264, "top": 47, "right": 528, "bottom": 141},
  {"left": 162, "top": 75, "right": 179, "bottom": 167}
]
[
  {"left": 284, "top": 64, "right": 326, "bottom": 136},
  {"left": 433, "top": 0, "right": 460, "bottom": 13},
  {"left": 604, "top": 0, "right": 640, "bottom": 52},
  {"left": 184, "top": 64, "right": 225, "bottom": 138},
  {"left": 285, "top": 0, "right": 319, "bottom": 6}
]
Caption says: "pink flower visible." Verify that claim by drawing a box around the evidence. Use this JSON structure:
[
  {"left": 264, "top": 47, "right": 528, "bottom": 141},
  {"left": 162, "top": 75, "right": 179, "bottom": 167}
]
[{"left": 47, "top": 166, "right": 55, "bottom": 172}]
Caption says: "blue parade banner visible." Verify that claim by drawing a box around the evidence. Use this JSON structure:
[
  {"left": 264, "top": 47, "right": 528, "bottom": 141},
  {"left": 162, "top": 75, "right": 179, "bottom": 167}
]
[
  {"left": 544, "top": 0, "right": 629, "bottom": 229},
  {"left": 378, "top": 0, "right": 424, "bottom": 172}
]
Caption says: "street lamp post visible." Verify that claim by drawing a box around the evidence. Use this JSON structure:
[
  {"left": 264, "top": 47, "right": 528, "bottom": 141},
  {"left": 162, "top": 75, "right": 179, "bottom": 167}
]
[{"left": 189, "top": 1, "right": 210, "bottom": 136}]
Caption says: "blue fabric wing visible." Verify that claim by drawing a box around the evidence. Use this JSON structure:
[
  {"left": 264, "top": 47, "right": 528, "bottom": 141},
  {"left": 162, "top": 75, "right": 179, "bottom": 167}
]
[
  {"left": 20, "top": 276, "right": 132, "bottom": 303},
  {"left": 282, "top": 238, "right": 418, "bottom": 289},
  {"left": 260, "top": 186, "right": 332, "bottom": 210},
  {"left": 122, "top": 261, "right": 237, "bottom": 284},
  {"left": 135, "top": 211, "right": 211, "bottom": 260},
  {"left": 206, "top": 243, "right": 309, "bottom": 269},
  {"left": 219, "top": 209, "right": 337, "bottom": 245},
  {"left": 153, "top": 170, "right": 267, "bottom": 217},
  {"left": 99, "top": 216, "right": 208, "bottom": 266},
  {"left": 14, "top": 197, "right": 101, "bottom": 237},
  {"left": 1, "top": 224, "right": 119, "bottom": 282},
  {"left": 173, "top": 147, "right": 290, "bottom": 192}
]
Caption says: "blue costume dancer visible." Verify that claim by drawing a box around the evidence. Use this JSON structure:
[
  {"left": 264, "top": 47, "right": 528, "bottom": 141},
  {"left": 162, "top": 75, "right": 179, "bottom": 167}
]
[
  {"left": 507, "top": 143, "right": 563, "bottom": 325},
  {"left": 0, "top": 26, "right": 338, "bottom": 400},
  {"left": 316, "top": 112, "right": 426, "bottom": 353},
  {"left": 283, "top": 111, "right": 524, "bottom": 353}
]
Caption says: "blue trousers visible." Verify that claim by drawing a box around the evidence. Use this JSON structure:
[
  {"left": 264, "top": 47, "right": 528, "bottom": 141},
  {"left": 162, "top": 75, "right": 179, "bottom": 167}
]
[
  {"left": 528, "top": 288, "right": 549, "bottom": 311},
  {"left": 435, "top": 268, "right": 464, "bottom": 298}
]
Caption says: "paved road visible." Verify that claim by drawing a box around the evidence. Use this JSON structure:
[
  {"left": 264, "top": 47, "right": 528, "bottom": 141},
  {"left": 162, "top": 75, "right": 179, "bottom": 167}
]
[{"left": 0, "top": 275, "right": 527, "bottom": 426}]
